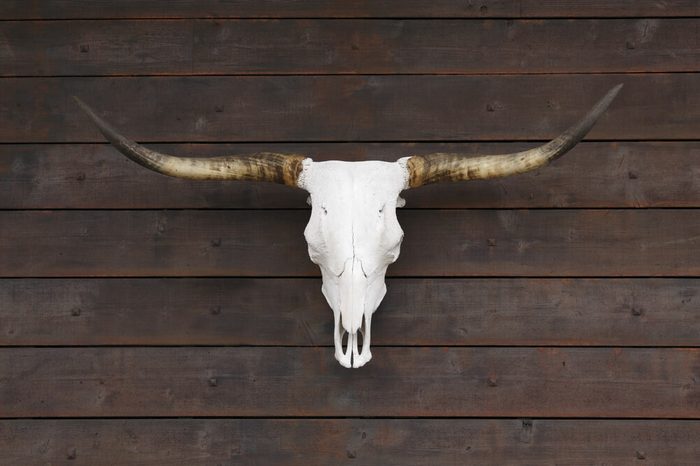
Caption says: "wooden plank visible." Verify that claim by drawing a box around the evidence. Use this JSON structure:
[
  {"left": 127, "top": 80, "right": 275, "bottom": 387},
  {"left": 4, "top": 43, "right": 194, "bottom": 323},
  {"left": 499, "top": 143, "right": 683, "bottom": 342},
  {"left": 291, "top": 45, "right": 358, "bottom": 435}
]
[
  {"left": 1, "top": 75, "right": 695, "bottom": 143},
  {"left": 0, "top": 209, "right": 696, "bottom": 278},
  {"left": 0, "top": 1, "right": 697, "bottom": 19},
  {"left": 0, "top": 210, "right": 698, "bottom": 278},
  {"left": 2, "top": 278, "right": 698, "bottom": 347},
  {"left": 521, "top": 1, "right": 700, "bottom": 18},
  {"left": 2, "top": 347, "right": 699, "bottom": 417},
  {"left": 1, "top": 142, "right": 698, "bottom": 209},
  {"left": 2, "top": 19, "right": 699, "bottom": 76},
  {"left": 2, "top": 419, "right": 700, "bottom": 465}
]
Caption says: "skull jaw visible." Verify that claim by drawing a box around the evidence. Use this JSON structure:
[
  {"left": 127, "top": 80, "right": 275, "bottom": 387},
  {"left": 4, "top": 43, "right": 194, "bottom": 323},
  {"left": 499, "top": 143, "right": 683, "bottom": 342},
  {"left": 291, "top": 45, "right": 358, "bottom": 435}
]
[
  {"left": 334, "top": 335, "right": 372, "bottom": 369},
  {"left": 333, "top": 309, "right": 373, "bottom": 369},
  {"left": 336, "top": 346, "right": 372, "bottom": 369}
]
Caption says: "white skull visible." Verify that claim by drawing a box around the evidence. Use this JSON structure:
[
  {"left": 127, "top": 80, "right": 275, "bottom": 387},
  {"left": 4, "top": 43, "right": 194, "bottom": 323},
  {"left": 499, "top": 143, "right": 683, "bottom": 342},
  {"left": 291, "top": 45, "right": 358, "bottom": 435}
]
[{"left": 298, "top": 159, "right": 409, "bottom": 368}]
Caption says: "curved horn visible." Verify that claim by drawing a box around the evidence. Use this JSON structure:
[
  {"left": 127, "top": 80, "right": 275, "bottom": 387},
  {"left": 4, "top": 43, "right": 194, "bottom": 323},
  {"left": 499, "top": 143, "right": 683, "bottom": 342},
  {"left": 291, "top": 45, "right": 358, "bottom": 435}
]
[
  {"left": 73, "top": 97, "right": 307, "bottom": 187},
  {"left": 405, "top": 84, "right": 622, "bottom": 188}
]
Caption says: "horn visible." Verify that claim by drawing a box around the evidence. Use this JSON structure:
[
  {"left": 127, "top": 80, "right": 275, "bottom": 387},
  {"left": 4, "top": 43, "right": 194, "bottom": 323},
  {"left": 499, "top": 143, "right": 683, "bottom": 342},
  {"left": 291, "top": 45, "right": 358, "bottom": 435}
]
[
  {"left": 405, "top": 84, "right": 622, "bottom": 188},
  {"left": 73, "top": 97, "right": 307, "bottom": 187}
]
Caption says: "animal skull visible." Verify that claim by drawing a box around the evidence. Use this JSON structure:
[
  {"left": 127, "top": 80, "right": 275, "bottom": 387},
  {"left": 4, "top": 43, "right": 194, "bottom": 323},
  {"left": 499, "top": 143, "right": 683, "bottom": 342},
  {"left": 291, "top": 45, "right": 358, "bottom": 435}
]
[
  {"left": 74, "top": 84, "right": 621, "bottom": 368},
  {"left": 298, "top": 160, "right": 408, "bottom": 367}
]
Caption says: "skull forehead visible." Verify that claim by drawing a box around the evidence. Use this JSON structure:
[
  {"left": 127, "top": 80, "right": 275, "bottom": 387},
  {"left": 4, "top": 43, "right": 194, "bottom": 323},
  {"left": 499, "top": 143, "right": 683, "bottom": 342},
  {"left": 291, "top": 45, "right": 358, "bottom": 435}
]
[
  {"left": 299, "top": 160, "right": 409, "bottom": 202},
  {"left": 300, "top": 159, "right": 408, "bottom": 276}
]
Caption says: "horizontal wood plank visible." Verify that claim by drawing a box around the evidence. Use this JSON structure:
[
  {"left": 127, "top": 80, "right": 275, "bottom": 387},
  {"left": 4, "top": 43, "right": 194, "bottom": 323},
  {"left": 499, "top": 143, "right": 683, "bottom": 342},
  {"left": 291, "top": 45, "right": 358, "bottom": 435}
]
[
  {"left": 2, "top": 19, "right": 698, "bottom": 76},
  {"left": 2, "top": 75, "right": 695, "bottom": 143},
  {"left": 1, "top": 278, "right": 697, "bottom": 346},
  {"left": 2, "top": 347, "right": 699, "bottom": 417},
  {"left": 2, "top": 142, "right": 698, "bottom": 209},
  {"left": 0, "top": 210, "right": 698, "bottom": 277},
  {"left": 2, "top": 419, "right": 700, "bottom": 465},
  {"left": 1, "top": 1, "right": 698, "bottom": 19},
  {"left": 520, "top": 1, "right": 700, "bottom": 18}
]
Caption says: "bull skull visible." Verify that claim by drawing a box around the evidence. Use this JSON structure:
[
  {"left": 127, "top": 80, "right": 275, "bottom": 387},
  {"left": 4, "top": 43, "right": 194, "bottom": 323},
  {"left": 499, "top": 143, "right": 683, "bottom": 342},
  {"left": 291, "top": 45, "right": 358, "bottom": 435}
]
[{"left": 74, "top": 84, "right": 621, "bottom": 368}]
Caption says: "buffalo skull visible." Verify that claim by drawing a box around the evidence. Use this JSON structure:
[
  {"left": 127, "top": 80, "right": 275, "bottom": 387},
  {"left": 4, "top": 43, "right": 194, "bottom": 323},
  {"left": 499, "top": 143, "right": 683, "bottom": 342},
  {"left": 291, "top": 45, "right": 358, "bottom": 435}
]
[{"left": 75, "top": 84, "right": 621, "bottom": 368}]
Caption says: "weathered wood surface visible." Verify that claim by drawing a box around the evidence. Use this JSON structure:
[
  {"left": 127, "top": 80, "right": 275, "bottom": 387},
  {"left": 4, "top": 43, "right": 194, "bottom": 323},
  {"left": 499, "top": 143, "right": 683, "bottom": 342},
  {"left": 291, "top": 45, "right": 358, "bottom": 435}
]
[
  {"left": 2, "top": 278, "right": 697, "bottom": 347},
  {"left": 1, "top": 210, "right": 698, "bottom": 277},
  {"left": 2, "top": 347, "right": 699, "bottom": 417},
  {"left": 1, "top": 1, "right": 698, "bottom": 19},
  {"left": 3, "top": 75, "right": 696, "bottom": 143},
  {"left": 2, "top": 19, "right": 697, "bottom": 76},
  {"left": 2, "top": 419, "right": 700, "bottom": 466},
  {"left": 2, "top": 142, "right": 698, "bottom": 209},
  {"left": 2, "top": 0, "right": 698, "bottom": 461}
]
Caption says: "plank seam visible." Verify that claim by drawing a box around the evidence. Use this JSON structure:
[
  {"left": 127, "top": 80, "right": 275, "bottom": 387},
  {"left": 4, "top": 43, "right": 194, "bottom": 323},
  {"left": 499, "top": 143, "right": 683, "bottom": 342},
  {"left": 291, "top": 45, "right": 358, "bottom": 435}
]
[
  {"left": 3, "top": 416, "right": 700, "bottom": 420},
  {"left": 0, "top": 275, "right": 697, "bottom": 279},
  {"left": 3, "top": 16, "right": 700, "bottom": 21},
  {"left": 5, "top": 138, "right": 700, "bottom": 145},
  {"left": 2, "top": 344, "right": 700, "bottom": 349},
  {"left": 4, "top": 70, "right": 700, "bottom": 78},
  {"left": 2, "top": 207, "right": 700, "bottom": 212}
]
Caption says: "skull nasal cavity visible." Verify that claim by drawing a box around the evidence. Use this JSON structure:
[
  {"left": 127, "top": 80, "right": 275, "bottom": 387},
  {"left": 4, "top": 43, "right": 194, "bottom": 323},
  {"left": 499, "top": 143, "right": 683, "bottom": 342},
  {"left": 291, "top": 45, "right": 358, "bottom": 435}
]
[{"left": 339, "top": 257, "right": 368, "bottom": 333}]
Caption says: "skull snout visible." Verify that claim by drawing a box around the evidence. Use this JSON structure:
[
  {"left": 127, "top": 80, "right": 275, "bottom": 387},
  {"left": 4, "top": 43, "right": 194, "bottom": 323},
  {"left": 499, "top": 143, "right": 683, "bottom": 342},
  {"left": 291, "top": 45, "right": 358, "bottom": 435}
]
[
  {"left": 334, "top": 312, "right": 372, "bottom": 369},
  {"left": 333, "top": 258, "right": 373, "bottom": 368},
  {"left": 338, "top": 257, "right": 368, "bottom": 334}
]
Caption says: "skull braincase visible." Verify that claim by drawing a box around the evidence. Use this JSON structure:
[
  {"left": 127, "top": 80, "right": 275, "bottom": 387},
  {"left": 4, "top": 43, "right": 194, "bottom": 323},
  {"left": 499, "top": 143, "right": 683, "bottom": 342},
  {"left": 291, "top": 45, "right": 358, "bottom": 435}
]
[{"left": 299, "top": 160, "right": 408, "bottom": 368}]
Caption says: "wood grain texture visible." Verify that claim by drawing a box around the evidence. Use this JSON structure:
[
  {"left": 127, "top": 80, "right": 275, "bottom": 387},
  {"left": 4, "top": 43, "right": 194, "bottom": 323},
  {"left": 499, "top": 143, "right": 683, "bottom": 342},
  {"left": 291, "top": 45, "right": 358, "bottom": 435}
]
[
  {"left": 2, "top": 19, "right": 697, "bottom": 76},
  {"left": 2, "top": 347, "right": 700, "bottom": 417},
  {"left": 1, "top": 1, "right": 697, "bottom": 19},
  {"left": 3, "top": 142, "right": 698, "bottom": 209},
  {"left": 1, "top": 210, "right": 698, "bottom": 277},
  {"left": 1, "top": 278, "right": 697, "bottom": 346},
  {"left": 2, "top": 419, "right": 700, "bottom": 465},
  {"left": 3, "top": 74, "right": 695, "bottom": 143},
  {"left": 2, "top": 0, "right": 698, "bottom": 460}
]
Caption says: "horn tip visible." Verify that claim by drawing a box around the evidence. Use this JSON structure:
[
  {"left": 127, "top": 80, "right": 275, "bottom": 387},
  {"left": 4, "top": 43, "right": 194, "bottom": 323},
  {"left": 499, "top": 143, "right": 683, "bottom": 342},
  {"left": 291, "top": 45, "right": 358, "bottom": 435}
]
[
  {"left": 592, "top": 83, "right": 623, "bottom": 116},
  {"left": 72, "top": 95, "right": 92, "bottom": 114},
  {"left": 608, "top": 83, "right": 624, "bottom": 98}
]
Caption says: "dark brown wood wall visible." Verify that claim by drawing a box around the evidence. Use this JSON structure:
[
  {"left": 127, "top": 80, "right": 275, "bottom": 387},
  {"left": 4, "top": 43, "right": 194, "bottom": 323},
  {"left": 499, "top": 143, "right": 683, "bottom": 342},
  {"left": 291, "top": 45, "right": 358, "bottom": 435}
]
[{"left": 1, "top": 2, "right": 699, "bottom": 464}]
